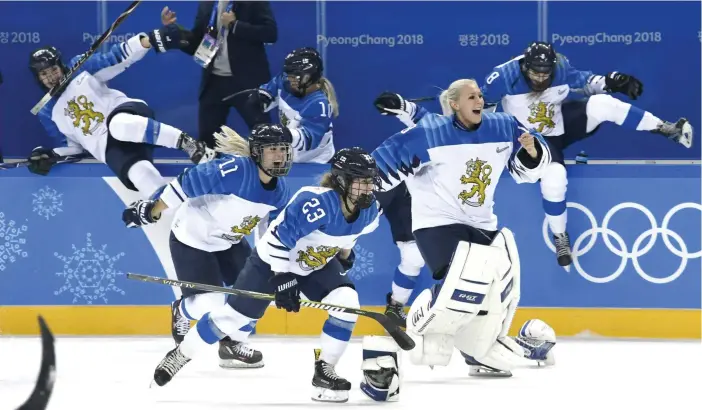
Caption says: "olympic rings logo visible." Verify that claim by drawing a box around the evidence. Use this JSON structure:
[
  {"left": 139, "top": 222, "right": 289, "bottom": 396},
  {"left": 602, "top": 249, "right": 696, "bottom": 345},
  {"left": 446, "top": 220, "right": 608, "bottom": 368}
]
[{"left": 542, "top": 202, "right": 702, "bottom": 284}]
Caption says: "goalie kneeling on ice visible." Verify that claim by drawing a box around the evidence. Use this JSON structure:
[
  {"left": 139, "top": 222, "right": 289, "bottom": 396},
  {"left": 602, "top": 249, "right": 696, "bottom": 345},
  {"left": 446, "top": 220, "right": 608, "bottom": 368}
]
[{"left": 360, "top": 336, "right": 401, "bottom": 401}]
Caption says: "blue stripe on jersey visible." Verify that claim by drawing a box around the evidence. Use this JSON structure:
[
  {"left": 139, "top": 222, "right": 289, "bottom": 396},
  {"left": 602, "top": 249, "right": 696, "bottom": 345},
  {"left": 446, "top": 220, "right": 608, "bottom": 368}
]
[
  {"left": 37, "top": 99, "right": 64, "bottom": 146},
  {"left": 178, "top": 155, "right": 290, "bottom": 208},
  {"left": 70, "top": 43, "right": 127, "bottom": 76}
]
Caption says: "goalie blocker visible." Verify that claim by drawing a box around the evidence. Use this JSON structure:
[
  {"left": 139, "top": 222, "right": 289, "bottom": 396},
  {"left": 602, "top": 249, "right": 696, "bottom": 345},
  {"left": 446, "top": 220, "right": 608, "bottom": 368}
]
[{"left": 406, "top": 227, "right": 556, "bottom": 377}]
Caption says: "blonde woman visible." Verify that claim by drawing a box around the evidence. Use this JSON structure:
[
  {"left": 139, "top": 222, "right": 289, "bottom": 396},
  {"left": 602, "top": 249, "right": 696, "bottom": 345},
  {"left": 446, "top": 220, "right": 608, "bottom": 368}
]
[
  {"left": 246, "top": 47, "right": 338, "bottom": 163},
  {"left": 372, "top": 79, "right": 557, "bottom": 378},
  {"left": 122, "top": 123, "right": 292, "bottom": 369}
]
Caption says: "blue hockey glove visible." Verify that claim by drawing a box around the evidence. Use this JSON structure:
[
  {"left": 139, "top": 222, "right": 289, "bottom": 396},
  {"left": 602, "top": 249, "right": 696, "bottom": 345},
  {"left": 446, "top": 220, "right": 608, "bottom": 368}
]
[
  {"left": 147, "top": 24, "right": 189, "bottom": 53},
  {"left": 122, "top": 199, "right": 160, "bottom": 228},
  {"left": 270, "top": 272, "right": 301, "bottom": 312}
]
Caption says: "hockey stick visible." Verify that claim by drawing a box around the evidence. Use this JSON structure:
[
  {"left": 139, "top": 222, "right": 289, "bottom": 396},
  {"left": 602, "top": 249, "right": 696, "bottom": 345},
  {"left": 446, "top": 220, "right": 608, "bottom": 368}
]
[
  {"left": 16, "top": 316, "right": 57, "bottom": 410},
  {"left": 126, "top": 273, "right": 416, "bottom": 351},
  {"left": 0, "top": 152, "right": 92, "bottom": 171},
  {"left": 222, "top": 88, "right": 258, "bottom": 102},
  {"left": 407, "top": 96, "right": 437, "bottom": 102},
  {"left": 30, "top": 1, "right": 142, "bottom": 115}
]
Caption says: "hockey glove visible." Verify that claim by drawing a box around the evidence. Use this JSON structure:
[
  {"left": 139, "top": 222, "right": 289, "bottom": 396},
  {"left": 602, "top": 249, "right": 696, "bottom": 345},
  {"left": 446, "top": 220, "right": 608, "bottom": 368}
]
[
  {"left": 147, "top": 24, "right": 189, "bottom": 53},
  {"left": 604, "top": 72, "right": 643, "bottom": 100},
  {"left": 374, "top": 92, "right": 417, "bottom": 117},
  {"left": 337, "top": 249, "right": 355, "bottom": 274},
  {"left": 270, "top": 272, "right": 301, "bottom": 312},
  {"left": 27, "top": 146, "right": 60, "bottom": 176},
  {"left": 246, "top": 89, "right": 274, "bottom": 113},
  {"left": 122, "top": 199, "right": 160, "bottom": 228}
]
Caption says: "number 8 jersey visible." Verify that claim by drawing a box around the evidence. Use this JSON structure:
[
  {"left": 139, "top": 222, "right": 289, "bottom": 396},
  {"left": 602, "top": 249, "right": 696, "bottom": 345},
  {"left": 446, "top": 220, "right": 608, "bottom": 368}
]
[{"left": 256, "top": 186, "right": 381, "bottom": 276}]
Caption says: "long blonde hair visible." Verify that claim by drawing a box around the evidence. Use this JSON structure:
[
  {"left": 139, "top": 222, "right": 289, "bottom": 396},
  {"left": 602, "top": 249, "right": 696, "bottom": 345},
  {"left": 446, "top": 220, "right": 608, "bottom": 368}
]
[
  {"left": 213, "top": 125, "right": 250, "bottom": 156},
  {"left": 319, "top": 77, "right": 339, "bottom": 117},
  {"left": 438, "top": 78, "right": 479, "bottom": 116}
]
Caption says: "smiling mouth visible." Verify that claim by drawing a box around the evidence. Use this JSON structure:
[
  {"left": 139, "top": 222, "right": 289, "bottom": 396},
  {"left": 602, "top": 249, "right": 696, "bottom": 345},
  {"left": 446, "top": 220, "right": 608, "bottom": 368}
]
[{"left": 472, "top": 109, "right": 482, "bottom": 114}]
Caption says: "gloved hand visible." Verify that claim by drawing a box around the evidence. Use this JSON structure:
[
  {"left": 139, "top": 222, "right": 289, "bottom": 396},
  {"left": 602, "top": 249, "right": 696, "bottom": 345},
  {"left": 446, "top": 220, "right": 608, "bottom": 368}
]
[
  {"left": 373, "top": 92, "right": 416, "bottom": 117},
  {"left": 604, "top": 72, "right": 643, "bottom": 100},
  {"left": 27, "top": 146, "right": 59, "bottom": 176},
  {"left": 122, "top": 199, "right": 160, "bottom": 228},
  {"left": 147, "top": 24, "right": 189, "bottom": 53},
  {"left": 269, "top": 272, "right": 301, "bottom": 312},
  {"left": 246, "top": 89, "right": 274, "bottom": 113}
]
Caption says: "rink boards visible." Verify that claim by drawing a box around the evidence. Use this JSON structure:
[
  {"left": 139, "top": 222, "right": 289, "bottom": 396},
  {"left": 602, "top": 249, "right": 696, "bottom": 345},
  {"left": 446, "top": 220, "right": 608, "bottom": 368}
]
[{"left": 0, "top": 163, "right": 699, "bottom": 339}]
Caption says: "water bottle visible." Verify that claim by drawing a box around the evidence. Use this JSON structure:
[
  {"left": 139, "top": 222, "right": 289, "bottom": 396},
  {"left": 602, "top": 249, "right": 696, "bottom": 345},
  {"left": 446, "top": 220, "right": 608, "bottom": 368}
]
[{"left": 575, "top": 151, "right": 588, "bottom": 164}]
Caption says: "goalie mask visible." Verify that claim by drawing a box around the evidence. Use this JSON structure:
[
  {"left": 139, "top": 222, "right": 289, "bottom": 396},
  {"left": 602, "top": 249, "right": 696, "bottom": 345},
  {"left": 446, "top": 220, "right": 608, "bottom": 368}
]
[
  {"left": 283, "top": 47, "right": 323, "bottom": 98},
  {"left": 29, "top": 46, "right": 68, "bottom": 91},
  {"left": 521, "top": 41, "right": 557, "bottom": 92},
  {"left": 360, "top": 336, "right": 401, "bottom": 402}
]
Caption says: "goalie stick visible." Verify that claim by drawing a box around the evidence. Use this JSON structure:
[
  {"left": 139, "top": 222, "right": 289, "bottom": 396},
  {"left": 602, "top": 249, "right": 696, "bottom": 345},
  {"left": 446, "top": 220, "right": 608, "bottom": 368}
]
[
  {"left": 0, "top": 152, "right": 92, "bottom": 171},
  {"left": 126, "top": 273, "right": 416, "bottom": 351},
  {"left": 407, "top": 96, "right": 437, "bottom": 102},
  {"left": 30, "top": 1, "right": 142, "bottom": 115},
  {"left": 16, "top": 316, "right": 56, "bottom": 410}
]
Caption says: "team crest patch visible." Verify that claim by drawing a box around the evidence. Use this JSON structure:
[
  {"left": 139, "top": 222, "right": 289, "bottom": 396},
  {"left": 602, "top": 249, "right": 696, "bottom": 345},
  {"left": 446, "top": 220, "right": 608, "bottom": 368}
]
[
  {"left": 527, "top": 101, "right": 555, "bottom": 134},
  {"left": 64, "top": 95, "right": 104, "bottom": 136},
  {"left": 222, "top": 215, "right": 262, "bottom": 242},
  {"left": 296, "top": 245, "right": 340, "bottom": 271},
  {"left": 458, "top": 158, "right": 492, "bottom": 207}
]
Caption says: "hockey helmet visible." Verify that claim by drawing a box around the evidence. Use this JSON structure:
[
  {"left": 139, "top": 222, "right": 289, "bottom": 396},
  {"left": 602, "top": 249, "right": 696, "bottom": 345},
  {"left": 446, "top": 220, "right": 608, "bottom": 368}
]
[
  {"left": 283, "top": 47, "right": 323, "bottom": 97},
  {"left": 329, "top": 147, "right": 379, "bottom": 211},
  {"left": 249, "top": 123, "right": 293, "bottom": 177},
  {"left": 29, "top": 46, "right": 68, "bottom": 91},
  {"left": 521, "top": 41, "right": 557, "bottom": 92}
]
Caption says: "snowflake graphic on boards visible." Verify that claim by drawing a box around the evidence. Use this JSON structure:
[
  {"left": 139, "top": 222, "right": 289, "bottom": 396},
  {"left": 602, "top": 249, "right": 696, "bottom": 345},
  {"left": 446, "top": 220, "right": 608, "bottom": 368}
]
[
  {"left": 32, "top": 186, "right": 64, "bottom": 220},
  {"left": 54, "top": 233, "right": 126, "bottom": 304},
  {"left": 0, "top": 212, "right": 28, "bottom": 272},
  {"left": 348, "top": 243, "right": 375, "bottom": 281}
]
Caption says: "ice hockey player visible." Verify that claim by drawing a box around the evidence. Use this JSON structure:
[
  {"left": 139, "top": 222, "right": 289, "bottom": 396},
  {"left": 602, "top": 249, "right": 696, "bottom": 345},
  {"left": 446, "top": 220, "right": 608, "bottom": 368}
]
[
  {"left": 480, "top": 41, "right": 694, "bottom": 269},
  {"left": 245, "top": 47, "right": 338, "bottom": 163},
  {"left": 122, "top": 123, "right": 293, "bottom": 369},
  {"left": 28, "top": 24, "right": 215, "bottom": 197},
  {"left": 371, "top": 78, "right": 556, "bottom": 377},
  {"left": 151, "top": 148, "right": 382, "bottom": 403}
]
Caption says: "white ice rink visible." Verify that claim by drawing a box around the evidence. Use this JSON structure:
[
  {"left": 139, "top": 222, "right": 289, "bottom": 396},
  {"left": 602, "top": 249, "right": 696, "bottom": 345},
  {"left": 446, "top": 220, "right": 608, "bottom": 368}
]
[{"left": 1, "top": 335, "right": 700, "bottom": 410}]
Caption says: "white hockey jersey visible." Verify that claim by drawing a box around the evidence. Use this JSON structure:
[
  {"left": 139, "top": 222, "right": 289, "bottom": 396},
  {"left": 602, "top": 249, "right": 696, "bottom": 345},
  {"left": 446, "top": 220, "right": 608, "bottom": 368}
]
[
  {"left": 159, "top": 155, "right": 291, "bottom": 252},
  {"left": 480, "top": 54, "right": 607, "bottom": 137},
  {"left": 37, "top": 34, "right": 151, "bottom": 161},
  {"left": 256, "top": 187, "right": 380, "bottom": 276},
  {"left": 372, "top": 111, "right": 552, "bottom": 232},
  {"left": 259, "top": 74, "right": 335, "bottom": 164}
]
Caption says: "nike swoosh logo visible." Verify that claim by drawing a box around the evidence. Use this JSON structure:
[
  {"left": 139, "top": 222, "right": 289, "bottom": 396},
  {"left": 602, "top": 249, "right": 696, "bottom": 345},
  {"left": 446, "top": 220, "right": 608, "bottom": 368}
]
[
  {"left": 558, "top": 89, "right": 567, "bottom": 95},
  {"left": 496, "top": 146, "right": 509, "bottom": 153}
]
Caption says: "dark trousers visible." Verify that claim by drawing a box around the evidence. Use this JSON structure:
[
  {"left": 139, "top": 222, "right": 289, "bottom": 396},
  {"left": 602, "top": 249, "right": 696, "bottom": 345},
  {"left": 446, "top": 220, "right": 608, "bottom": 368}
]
[
  {"left": 227, "top": 250, "right": 354, "bottom": 319},
  {"left": 375, "top": 182, "right": 414, "bottom": 243},
  {"left": 413, "top": 223, "right": 498, "bottom": 280},
  {"left": 169, "top": 232, "right": 252, "bottom": 298},
  {"left": 546, "top": 99, "right": 602, "bottom": 165},
  {"left": 198, "top": 74, "right": 272, "bottom": 148}
]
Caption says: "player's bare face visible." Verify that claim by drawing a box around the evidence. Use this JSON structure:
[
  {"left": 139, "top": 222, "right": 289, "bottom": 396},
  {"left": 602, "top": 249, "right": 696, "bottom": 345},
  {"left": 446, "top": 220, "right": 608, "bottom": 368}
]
[
  {"left": 456, "top": 84, "right": 484, "bottom": 125},
  {"left": 38, "top": 66, "right": 62, "bottom": 89}
]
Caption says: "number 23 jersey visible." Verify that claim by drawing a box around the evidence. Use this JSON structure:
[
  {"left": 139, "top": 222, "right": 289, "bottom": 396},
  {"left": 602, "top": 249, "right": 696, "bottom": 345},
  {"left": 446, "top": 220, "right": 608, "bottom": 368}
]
[{"left": 256, "top": 187, "right": 381, "bottom": 276}]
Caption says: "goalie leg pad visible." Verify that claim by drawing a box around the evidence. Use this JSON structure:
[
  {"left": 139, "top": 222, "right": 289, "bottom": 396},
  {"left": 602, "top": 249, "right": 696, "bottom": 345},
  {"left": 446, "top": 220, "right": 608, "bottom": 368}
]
[
  {"left": 406, "top": 289, "right": 454, "bottom": 367},
  {"left": 360, "top": 336, "right": 401, "bottom": 402}
]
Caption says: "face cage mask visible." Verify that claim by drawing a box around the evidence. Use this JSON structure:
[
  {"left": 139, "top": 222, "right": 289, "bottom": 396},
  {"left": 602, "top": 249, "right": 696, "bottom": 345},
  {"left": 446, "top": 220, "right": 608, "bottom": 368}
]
[
  {"left": 253, "top": 143, "right": 293, "bottom": 177},
  {"left": 284, "top": 73, "right": 313, "bottom": 97},
  {"left": 345, "top": 176, "right": 378, "bottom": 210},
  {"left": 525, "top": 67, "right": 554, "bottom": 92}
]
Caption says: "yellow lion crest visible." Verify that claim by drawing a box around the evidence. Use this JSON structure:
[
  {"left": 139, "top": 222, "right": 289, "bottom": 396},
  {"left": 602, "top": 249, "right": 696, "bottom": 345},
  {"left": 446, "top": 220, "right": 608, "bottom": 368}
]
[
  {"left": 64, "top": 95, "right": 104, "bottom": 135},
  {"left": 527, "top": 101, "right": 555, "bottom": 133},
  {"left": 296, "top": 245, "right": 340, "bottom": 271},
  {"left": 458, "top": 158, "right": 492, "bottom": 207},
  {"left": 231, "top": 215, "right": 262, "bottom": 236}
]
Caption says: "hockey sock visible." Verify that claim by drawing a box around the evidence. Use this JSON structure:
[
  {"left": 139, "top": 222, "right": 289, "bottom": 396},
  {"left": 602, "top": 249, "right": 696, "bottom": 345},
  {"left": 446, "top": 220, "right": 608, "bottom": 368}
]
[
  {"left": 319, "top": 316, "right": 355, "bottom": 365},
  {"left": 126, "top": 160, "right": 166, "bottom": 197},
  {"left": 180, "top": 293, "right": 226, "bottom": 321},
  {"left": 390, "top": 268, "right": 419, "bottom": 305},
  {"left": 540, "top": 163, "right": 567, "bottom": 235},
  {"left": 585, "top": 94, "right": 661, "bottom": 132},
  {"left": 108, "top": 112, "right": 182, "bottom": 148}
]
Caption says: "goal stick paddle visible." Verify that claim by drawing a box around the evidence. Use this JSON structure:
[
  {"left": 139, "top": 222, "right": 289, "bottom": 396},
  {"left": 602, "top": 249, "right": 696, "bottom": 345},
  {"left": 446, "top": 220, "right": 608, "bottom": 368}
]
[
  {"left": 126, "top": 273, "right": 416, "bottom": 351},
  {"left": 30, "top": 1, "right": 142, "bottom": 115},
  {"left": 16, "top": 316, "right": 57, "bottom": 410}
]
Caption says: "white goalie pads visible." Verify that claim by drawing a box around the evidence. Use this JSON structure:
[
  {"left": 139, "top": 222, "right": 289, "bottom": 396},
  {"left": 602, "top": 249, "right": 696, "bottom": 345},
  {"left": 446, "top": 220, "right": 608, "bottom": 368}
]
[{"left": 406, "top": 228, "right": 532, "bottom": 371}]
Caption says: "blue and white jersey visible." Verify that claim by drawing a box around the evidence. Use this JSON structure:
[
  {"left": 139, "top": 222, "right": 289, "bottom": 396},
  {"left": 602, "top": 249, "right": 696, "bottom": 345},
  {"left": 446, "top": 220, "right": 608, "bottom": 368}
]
[
  {"left": 480, "top": 54, "right": 607, "bottom": 136},
  {"left": 37, "top": 34, "right": 151, "bottom": 161},
  {"left": 260, "top": 74, "right": 335, "bottom": 164},
  {"left": 256, "top": 187, "right": 381, "bottom": 276},
  {"left": 159, "top": 155, "right": 291, "bottom": 252},
  {"left": 373, "top": 110, "right": 552, "bottom": 232}
]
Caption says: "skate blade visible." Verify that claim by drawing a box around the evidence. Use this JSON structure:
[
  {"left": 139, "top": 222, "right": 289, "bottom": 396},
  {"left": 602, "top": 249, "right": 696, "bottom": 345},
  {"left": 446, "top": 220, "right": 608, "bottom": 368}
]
[
  {"left": 219, "top": 359, "right": 264, "bottom": 369},
  {"left": 469, "top": 367, "right": 513, "bottom": 378},
  {"left": 562, "top": 265, "right": 571, "bottom": 273},
  {"left": 681, "top": 122, "right": 693, "bottom": 148},
  {"left": 311, "top": 387, "right": 349, "bottom": 403}
]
